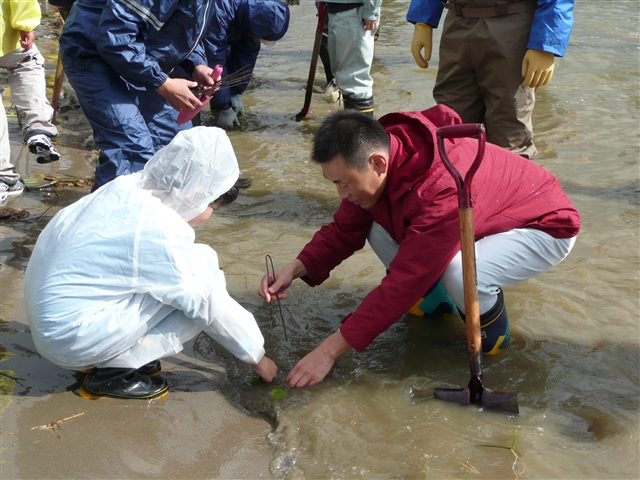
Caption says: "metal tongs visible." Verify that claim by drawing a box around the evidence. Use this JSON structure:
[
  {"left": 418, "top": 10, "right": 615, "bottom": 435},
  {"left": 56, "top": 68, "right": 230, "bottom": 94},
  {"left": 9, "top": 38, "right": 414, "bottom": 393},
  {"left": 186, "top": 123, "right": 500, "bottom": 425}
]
[{"left": 265, "top": 254, "right": 289, "bottom": 342}]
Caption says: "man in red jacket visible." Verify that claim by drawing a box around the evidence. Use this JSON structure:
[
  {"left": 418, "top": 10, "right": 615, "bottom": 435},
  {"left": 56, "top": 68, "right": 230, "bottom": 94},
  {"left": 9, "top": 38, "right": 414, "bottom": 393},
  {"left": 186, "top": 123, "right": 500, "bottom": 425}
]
[{"left": 259, "top": 105, "right": 580, "bottom": 388}]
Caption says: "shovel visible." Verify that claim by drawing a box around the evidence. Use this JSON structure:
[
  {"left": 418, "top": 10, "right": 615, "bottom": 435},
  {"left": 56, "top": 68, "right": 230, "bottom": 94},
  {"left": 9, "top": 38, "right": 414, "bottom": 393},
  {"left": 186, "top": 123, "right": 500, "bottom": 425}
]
[
  {"left": 295, "top": 2, "right": 328, "bottom": 121},
  {"left": 433, "top": 124, "right": 519, "bottom": 415}
]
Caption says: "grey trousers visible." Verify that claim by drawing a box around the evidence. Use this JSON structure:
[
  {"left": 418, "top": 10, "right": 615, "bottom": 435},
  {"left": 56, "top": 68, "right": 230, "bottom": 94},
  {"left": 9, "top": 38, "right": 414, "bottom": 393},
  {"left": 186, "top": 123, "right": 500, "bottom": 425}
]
[
  {"left": 367, "top": 222, "right": 576, "bottom": 315},
  {"left": 327, "top": 6, "right": 377, "bottom": 100},
  {"left": 0, "top": 45, "right": 58, "bottom": 143},
  {"left": 434, "top": 5, "right": 537, "bottom": 158}
]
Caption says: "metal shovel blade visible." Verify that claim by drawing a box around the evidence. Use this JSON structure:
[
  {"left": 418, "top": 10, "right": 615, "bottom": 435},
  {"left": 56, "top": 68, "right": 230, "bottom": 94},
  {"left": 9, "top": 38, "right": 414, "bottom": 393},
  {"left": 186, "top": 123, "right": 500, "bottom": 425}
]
[{"left": 434, "top": 375, "right": 519, "bottom": 415}]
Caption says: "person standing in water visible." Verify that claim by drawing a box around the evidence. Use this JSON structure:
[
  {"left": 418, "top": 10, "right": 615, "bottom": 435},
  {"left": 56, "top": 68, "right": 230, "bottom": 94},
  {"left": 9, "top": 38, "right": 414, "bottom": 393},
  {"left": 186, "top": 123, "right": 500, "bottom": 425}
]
[{"left": 59, "top": 0, "right": 219, "bottom": 189}]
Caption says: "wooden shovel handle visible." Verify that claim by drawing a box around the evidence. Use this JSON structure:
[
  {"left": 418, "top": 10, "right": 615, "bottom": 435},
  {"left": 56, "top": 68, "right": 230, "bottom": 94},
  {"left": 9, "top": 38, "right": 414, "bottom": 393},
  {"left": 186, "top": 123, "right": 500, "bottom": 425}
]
[
  {"left": 459, "top": 207, "right": 481, "bottom": 355},
  {"left": 436, "top": 124, "right": 486, "bottom": 356}
]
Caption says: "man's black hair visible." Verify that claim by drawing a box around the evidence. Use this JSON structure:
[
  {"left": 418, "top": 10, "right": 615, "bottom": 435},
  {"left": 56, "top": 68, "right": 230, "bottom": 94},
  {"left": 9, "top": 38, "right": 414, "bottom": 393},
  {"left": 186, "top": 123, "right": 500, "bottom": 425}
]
[
  {"left": 213, "top": 177, "right": 252, "bottom": 206},
  {"left": 311, "top": 110, "right": 389, "bottom": 171}
]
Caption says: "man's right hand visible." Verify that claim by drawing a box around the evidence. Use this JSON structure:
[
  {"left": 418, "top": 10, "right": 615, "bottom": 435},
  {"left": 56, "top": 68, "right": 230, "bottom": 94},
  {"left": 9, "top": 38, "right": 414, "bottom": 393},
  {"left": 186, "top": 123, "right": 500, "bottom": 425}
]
[
  {"left": 411, "top": 23, "right": 433, "bottom": 69},
  {"left": 156, "top": 77, "right": 202, "bottom": 112},
  {"left": 258, "top": 259, "right": 308, "bottom": 303}
]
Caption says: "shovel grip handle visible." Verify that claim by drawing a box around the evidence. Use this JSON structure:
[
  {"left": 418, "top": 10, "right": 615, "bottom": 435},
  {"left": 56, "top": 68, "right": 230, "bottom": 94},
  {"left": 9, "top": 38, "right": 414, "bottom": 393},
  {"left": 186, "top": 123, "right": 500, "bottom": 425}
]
[
  {"left": 437, "top": 124, "right": 485, "bottom": 140},
  {"left": 436, "top": 124, "right": 486, "bottom": 209}
]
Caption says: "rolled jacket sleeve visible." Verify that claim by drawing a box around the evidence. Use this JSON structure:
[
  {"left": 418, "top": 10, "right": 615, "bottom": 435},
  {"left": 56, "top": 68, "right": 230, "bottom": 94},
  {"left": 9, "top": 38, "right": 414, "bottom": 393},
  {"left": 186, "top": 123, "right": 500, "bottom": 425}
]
[
  {"left": 528, "top": 0, "right": 575, "bottom": 56},
  {"left": 406, "top": 0, "right": 444, "bottom": 28},
  {"left": 9, "top": 0, "right": 41, "bottom": 32}
]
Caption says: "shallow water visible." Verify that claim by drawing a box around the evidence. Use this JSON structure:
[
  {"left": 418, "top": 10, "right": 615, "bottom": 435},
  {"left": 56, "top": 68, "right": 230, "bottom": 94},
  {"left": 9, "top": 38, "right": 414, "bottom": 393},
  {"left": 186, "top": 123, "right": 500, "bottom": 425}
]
[{"left": 4, "top": 0, "right": 639, "bottom": 478}]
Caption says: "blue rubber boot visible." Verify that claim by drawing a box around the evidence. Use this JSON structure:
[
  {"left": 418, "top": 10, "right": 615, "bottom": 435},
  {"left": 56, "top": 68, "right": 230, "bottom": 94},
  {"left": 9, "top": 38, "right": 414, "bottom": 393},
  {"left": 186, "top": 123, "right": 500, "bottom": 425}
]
[
  {"left": 409, "top": 278, "right": 458, "bottom": 316},
  {"left": 460, "top": 289, "right": 511, "bottom": 355}
]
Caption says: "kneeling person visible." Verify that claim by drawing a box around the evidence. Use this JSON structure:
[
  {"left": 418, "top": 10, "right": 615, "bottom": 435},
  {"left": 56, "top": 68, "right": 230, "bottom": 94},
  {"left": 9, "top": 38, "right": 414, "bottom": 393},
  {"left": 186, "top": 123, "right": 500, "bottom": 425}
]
[
  {"left": 259, "top": 106, "right": 580, "bottom": 388},
  {"left": 25, "top": 127, "right": 277, "bottom": 399}
]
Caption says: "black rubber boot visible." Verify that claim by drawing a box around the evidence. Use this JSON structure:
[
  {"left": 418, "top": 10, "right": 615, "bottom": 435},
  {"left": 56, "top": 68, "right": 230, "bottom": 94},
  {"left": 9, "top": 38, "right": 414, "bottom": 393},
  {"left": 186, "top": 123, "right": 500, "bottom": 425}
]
[
  {"left": 459, "top": 289, "right": 511, "bottom": 355},
  {"left": 79, "top": 367, "right": 168, "bottom": 400},
  {"left": 137, "top": 360, "right": 162, "bottom": 376},
  {"left": 344, "top": 95, "right": 374, "bottom": 117}
]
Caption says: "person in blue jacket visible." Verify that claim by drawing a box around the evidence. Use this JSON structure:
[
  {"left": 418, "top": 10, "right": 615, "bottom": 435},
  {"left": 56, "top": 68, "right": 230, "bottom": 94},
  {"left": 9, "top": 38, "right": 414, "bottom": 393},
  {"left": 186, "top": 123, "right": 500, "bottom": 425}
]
[
  {"left": 60, "top": 0, "right": 219, "bottom": 189},
  {"left": 407, "top": 0, "right": 574, "bottom": 159},
  {"left": 204, "top": 0, "right": 290, "bottom": 129}
]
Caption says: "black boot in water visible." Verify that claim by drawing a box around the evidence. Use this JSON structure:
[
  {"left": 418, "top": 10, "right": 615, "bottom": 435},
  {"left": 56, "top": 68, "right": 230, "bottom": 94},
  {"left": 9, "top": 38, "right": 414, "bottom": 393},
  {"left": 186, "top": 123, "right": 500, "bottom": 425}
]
[
  {"left": 79, "top": 367, "right": 168, "bottom": 400},
  {"left": 344, "top": 95, "right": 374, "bottom": 117},
  {"left": 137, "top": 360, "right": 162, "bottom": 376}
]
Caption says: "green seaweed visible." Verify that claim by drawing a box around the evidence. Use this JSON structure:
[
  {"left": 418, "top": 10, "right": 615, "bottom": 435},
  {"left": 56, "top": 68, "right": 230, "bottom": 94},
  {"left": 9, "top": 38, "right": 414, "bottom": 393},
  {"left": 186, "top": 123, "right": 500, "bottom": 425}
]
[{"left": 269, "top": 388, "right": 289, "bottom": 400}]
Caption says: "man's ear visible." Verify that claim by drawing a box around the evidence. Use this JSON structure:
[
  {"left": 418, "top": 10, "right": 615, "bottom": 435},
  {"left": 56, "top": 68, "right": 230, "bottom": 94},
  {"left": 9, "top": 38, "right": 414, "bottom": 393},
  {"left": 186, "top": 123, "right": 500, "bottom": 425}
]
[{"left": 370, "top": 151, "right": 389, "bottom": 175}]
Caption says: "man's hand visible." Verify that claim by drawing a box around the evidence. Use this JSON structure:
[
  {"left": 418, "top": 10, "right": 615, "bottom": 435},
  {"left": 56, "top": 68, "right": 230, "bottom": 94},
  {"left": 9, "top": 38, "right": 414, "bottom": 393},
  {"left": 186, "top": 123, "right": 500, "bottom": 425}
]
[
  {"left": 287, "top": 331, "right": 352, "bottom": 387},
  {"left": 19, "top": 30, "right": 35, "bottom": 52},
  {"left": 363, "top": 19, "right": 378, "bottom": 31},
  {"left": 252, "top": 355, "right": 278, "bottom": 382},
  {"left": 156, "top": 77, "right": 202, "bottom": 112},
  {"left": 192, "top": 64, "right": 220, "bottom": 98},
  {"left": 521, "top": 49, "right": 555, "bottom": 88},
  {"left": 258, "top": 259, "right": 308, "bottom": 303},
  {"left": 411, "top": 23, "right": 433, "bottom": 69}
]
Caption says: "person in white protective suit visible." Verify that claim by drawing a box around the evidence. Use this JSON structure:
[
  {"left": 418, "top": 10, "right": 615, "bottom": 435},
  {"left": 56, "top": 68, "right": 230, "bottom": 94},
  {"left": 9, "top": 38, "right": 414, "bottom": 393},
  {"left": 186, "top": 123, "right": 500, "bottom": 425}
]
[{"left": 24, "top": 126, "right": 277, "bottom": 400}]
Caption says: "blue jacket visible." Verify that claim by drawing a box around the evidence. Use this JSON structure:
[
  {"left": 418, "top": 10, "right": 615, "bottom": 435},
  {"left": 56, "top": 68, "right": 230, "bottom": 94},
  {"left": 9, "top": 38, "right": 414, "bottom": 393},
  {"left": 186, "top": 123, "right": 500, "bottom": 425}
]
[
  {"left": 60, "top": 0, "right": 214, "bottom": 90},
  {"left": 205, "top": 0, "right": 290, "bottom": 110},
  {"left": 406, "top": 0, "right": 574, "bottom": 57}
]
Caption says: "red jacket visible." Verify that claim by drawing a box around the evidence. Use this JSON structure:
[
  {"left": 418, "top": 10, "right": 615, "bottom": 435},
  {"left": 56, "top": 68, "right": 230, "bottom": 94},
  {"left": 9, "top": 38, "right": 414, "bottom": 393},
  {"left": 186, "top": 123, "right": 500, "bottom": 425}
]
[{"left": 297, "top": 105, "right": 580, "bottom": 351}]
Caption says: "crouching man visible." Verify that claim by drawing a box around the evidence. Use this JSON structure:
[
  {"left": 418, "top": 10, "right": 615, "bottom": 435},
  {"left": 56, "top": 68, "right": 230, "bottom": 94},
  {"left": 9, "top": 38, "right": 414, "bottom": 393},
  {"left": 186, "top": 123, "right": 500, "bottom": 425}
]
[
  {"left": 25, "top": 127, "right": 277, "bottom": 399},
  {"left": 259, "top": 105, "right": 580, "bottom": 388}
]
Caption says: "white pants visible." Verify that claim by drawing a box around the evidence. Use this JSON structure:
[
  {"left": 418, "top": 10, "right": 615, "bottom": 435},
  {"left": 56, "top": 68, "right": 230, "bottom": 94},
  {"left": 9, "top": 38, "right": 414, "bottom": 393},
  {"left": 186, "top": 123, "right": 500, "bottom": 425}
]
[
  {"left": 0, "top": 45, "right": 58, "bottom": 144},
  {"left": 367, "top": 222, "right": 576, "bottom": 314},
  {"left": 327, "top": 6, "right": 377, "bottom": 100},
  {"left": 0, "top": 99, "right": 17, "bottom": 179},
  {"left": 96, "top": 306, "right": 202, "bottom": 369}
]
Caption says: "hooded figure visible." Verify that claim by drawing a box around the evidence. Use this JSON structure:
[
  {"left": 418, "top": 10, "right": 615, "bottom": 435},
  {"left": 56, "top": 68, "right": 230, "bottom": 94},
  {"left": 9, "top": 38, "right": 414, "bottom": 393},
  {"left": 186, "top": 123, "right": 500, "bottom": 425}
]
[
  {"left": 203, "top": 0, "right": 290, "bottom": 129},
  {"left": 24, "top": 127, "right": 277, "bottom": 400}
]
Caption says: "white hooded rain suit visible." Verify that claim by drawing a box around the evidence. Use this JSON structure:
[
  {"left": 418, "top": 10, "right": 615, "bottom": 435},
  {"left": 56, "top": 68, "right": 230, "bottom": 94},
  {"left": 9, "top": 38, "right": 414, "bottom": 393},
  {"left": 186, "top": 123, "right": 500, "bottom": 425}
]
[{"left": 24, "top": 127, "right": 265, "bottom": 370}]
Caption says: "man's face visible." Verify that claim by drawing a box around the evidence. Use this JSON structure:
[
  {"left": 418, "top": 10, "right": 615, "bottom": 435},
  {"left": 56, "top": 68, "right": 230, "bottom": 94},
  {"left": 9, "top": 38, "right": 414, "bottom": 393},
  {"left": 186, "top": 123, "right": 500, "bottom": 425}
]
[{"left": 321, "top": 153, "right": 387, "bottom": 210}]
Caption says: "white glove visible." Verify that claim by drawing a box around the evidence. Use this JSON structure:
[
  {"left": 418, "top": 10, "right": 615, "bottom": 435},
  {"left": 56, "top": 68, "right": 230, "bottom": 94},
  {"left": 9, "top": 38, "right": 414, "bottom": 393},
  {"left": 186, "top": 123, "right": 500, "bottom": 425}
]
[
  {"left": 231, "top": 94, "right": 245, "bottom": 115},
  {"left": 218, "top": 107, "right": 240, "bottom": 129}
]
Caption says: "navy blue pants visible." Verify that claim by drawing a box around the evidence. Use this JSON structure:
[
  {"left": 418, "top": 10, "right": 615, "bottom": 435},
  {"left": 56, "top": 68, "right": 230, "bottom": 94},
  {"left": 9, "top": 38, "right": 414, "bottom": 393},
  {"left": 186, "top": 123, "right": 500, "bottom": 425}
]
[{"left": 62, "top": 58, "right": 189, "bottom": 188}]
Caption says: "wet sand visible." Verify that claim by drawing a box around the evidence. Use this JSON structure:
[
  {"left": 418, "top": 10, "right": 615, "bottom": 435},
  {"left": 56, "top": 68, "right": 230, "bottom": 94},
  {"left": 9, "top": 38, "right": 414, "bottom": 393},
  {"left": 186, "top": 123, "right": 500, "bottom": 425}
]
[{"left": 0, "top": 112, "right": 274, "bottom": 478}]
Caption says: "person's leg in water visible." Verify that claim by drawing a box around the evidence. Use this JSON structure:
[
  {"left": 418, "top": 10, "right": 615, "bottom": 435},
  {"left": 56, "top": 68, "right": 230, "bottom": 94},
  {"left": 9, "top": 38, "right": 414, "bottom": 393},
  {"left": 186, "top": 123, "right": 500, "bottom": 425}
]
[
  {"left": 78, "top": 308, "right": 202, "bottom": 400},
  {"left": 327, "top": 6, "right": 377, "bottom": 117},
  {"left": 0, "top": 44, "right": 60, "bottom": 163},
  {"left": 62, "top": 60, "right": 155, "bottom": 189},
  {"left": 442, "top": 228, "right": 576, "bottom": 354}
]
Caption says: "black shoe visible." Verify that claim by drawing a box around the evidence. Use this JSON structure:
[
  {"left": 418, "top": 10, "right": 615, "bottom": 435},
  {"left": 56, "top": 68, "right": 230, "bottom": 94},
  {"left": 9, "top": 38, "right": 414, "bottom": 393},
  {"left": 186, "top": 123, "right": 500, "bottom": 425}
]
[
  {"left": 79, "top": 367, "right": 168, "bottom": 400},
  {"left": 344, "top": 94, "right": 374, "bottom": 117},
  {"left": 137, "top": 360, "right": 162, "bottom": 376}
]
